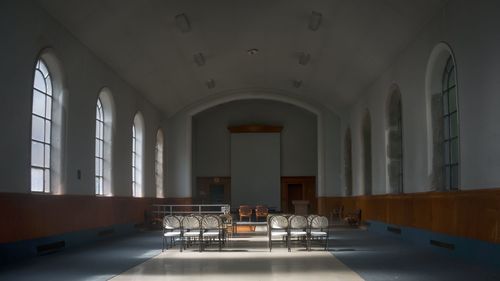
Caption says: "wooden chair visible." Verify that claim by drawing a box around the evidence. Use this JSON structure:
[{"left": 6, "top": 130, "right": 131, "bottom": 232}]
[
  {"left": 344, "top": 209, "right": 362, "bottom": 227},
  {"left": 239, "top": 205, "right": 252, "bottom": 221},
  {"left": 255, "top": 205, "right": 269, "bottom": 221}
]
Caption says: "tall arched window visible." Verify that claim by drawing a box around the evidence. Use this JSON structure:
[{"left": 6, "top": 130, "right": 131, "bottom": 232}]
[
  {"left": 155, "top": 129, "right": 164, "bottom": 198},
  {"left": 132, "top": 112, "right": 144, "bottom": 197},
  {"left": 31, "top": 59, "right": 53, "bottom": 192},
  {"left": 442, "top": 56, "right": 459, "bottom": 189},
  {"left": 362, "top": 110, "right": 372, "bottom": 195},
  {"left": 386, "top": 86, "right": 403, "bottom": 193},
  {"left": 426, "top": 43, "right": 459, "bottom": 191},
  {"left": 344, "top": 128, "right": 353, "bottom": 196},
  {"left": 95, "top": 89, "right": 114, "bottom": 196},
  {"left": 95, "top": 98, "right": 104, "bottom": 195}
]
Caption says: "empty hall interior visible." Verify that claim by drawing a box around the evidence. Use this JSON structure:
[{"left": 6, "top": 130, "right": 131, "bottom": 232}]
[{"left": 1, "top": 0, "right": 500, "bottom": 280}]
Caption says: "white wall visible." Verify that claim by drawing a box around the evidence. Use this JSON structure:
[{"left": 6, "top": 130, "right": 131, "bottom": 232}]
[
  {"left": 192, "top": 99, "right": 317, "bottom": 178},
  {"left": 0, "top": 0, "right": 165, "bottom": 197},
  {"left": 166, "top": 91, "right": 342, "bottom": 198},
  {"left": 344, "top": 0, "right": 500, "bottom": 194}
]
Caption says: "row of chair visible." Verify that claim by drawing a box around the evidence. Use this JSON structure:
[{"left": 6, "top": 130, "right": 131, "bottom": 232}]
[
  {"left": 162, "top": 214, "right": 228, "bottom": 252},
  {"left": 238, "top": 205, "right": 268, "bottom": 221},
  {"left": 268, "top": 214, "right": 330, "bottom": 252}
]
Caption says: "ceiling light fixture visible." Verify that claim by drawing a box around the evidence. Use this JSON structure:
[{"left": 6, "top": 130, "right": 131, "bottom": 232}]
[
  {"left": 293, "top": 79, "right": 303, "bottom": 88},
  {"left": 175, "top": 13, "right": 191, "bottom": 33},
  {"left": 193, "top": 53, "right": 205, "bottom": 66},
  {"left": 247, "top": 48, "right": 259, "bottom": 55},
  {"left": 308, "top": 11, "right": 322, "bottom": 31},
  {"left": 299, "top": 52, "right": 311, "bottom": 65},
  {"left": 206, "top": 79, "right": 215, "bottom": 89}
]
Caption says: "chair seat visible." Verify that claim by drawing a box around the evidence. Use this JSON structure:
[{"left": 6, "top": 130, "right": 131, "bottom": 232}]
[
  {"left": 311, "top": 231, "right": 327, "bottom": 236},
  {"left": 184, "top": 231, "right": 201, "bottom": 237},
  {"left": 271, "top": 231, "right": 288, "bottom": 236},
  {"left": 202, "top": 231, "right": 220, "bottom": 237},
  {"left": 290, "top": 231, "right": 307, "bottom": 236},
  {"left": 164, "top": 231, "right": 181, "bottom": 237}
]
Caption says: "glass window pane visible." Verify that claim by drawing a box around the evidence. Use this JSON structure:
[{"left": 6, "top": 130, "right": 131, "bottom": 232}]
[
  {"left": 31, "top": 141, "right": 44, "bottom": 167},
  {"left": 95, "top": 141, "right": 100, "bottom": 156},
  {"left": 451, "top": 165, "right": 459, "bottom": 189},
  {"left": 44, "top": 169, "right": 50, "bottom": 192},
  {"left": 31, "top": 168, "right": 44, "bottom": 192},
  {"left": 99, "top": 122, "right": 104, "bottom": 139},
  {"left": 442, "top": 92, "right": 449, "bottom": 115},
  {"left": 34, "top": 70, "right": 46, "bottom": 93},
  {"left": 448, "top": 68, "right": 456, "bottom": 87},
  {"left": 44, "top": 144, "right": 50, "bottom": 168},
  {"left": 450, "top": 113, "right": 458, "bottom": 138},
  {"left": 451, "top": 138, "right": 459, "bottom": 164},
  {"left": 31, "top": 115, "right": 45, "bottom": 142},
  {"left": 449, "top": 87, "right": 457, "bottom": 113},
  {"left": 45, "top": 96, "right": 52, "bottom": 119},
  {"left": 46, "top": 77, "right": 53, "bottom": 96},
  {"left": 95, "top": 155, "right": 100, "bottom": 173},
  {"left": 443, "top": 116, "right": 450, "bottom": 140},
  {"left": 443, "top": 141, "right": 450, "bottom": 165},
  {"left": 32, "top": 90, "right": 46, "bottom": 117},
  {"left": 39, "top": 60, "right": 49, "bottom": 77},
  {"left": 45, "top": 120, "right": 51, "bottom": 143},
  {"left": 99, "top": 140, "right": 103, "bottom": 156},
  {"left": 444, "top": 166, "right": 451, "bottom": 189}
]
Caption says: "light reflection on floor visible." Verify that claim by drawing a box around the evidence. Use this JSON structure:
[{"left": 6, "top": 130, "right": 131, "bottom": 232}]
[{"left": 112, "top": 234, "right": 364, "bottom": 281}]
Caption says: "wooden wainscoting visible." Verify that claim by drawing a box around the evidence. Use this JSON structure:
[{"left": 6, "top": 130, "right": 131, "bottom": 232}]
[
  {"left": 195, "top": 177, "right": 231, "bottom": 204},
  {"left": 318, "top": 188, "right": 500, "bottom": 244},
  {"left": 281, "top": 176, "right": 316, "bottom": 213},
  {"left": 0, "top": 193, "right": 189, "bottom": 243}
]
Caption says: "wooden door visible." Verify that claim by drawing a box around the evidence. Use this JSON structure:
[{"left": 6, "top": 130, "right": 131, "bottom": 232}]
[{"left": 281, "top": 176, "right": 316, "bottom": 213}]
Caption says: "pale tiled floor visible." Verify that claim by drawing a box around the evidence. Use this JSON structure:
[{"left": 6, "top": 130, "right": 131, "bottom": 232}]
[{"left": 112, "top": 234, "right": 364, "bottom": 281}]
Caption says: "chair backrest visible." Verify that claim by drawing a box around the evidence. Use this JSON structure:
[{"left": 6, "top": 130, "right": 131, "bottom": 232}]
[
  {"left": 289, "top": 215, "right": 308, "bottom": 229},
  {"left": 307, "top": 214, "right": 319, "bottom": 225},
  {"left": 182, "top": 215, "right": 201, "bottom": 230},
  {"left": 311, "top": 216, "right": 329, "bottom": 229},
  {"left": 269, "top": 215, "right": 288, "bottom": 229},
  {"left": 239, "top": 205, "right": 252, "bottom": 215},
  {"left": 256, "top": 205, "right": 268, "bottom": 212},
  {"left": 202, "top": 215, "right": 221, "bottom": 230},
  {"left": 163, "top": 215, "right": 181, "bottom": 229}
]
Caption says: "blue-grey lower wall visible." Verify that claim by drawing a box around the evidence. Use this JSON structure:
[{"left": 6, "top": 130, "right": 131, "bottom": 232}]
[
  {"left": 0, "top": 223, "right": 139, "bottom": 265},
  {"left": 366, "top": 220, "right": 500, "bottom": 267}
]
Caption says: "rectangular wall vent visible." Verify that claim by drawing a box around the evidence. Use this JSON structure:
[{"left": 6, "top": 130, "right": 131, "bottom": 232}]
[
  {"left": 387, "top": 226, "right": 402, "bottom": 234},
  {"left": 37, "top": 240, "right": 65, "bottom": 255},
  {"left": 430, "top": 239, "right": 455, "bottom": 250},
  {"left": 98, "top": 228, "right": 115, "bottom": 237}
]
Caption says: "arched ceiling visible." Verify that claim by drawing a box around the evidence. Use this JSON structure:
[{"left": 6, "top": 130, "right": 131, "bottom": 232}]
[{"left": 36, "top": 0, "right": 447, "bottom": 116}]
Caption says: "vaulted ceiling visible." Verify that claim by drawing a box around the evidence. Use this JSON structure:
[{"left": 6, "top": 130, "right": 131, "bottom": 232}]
[{"left": 36, "top": 0, "right": 447, "bottom": 115}]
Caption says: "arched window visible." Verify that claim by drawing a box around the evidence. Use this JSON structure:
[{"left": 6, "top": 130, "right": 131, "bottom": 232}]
[
  {"left": 426, "top": 43, "right": 459, "bottom": 191},
  {"left": 155, "top": 129, "right": 164, "bottom": 198},
  {"left": 95, "top": 99, "right": 104, "bottom": 195},
  {"left": 442, "top": 56, "right": 459, "bottom": 189},
  {"left": 362, "top": 110, "right": 372, "bottom": 195},
  {"left": 31, "top": 59, "right": 53, "bottom": 192},
  {"left": 95, "top": 89, "right": 114, "bottom": 196},
  {"left": 386, "top": 86, "right": 403, "bottom": 193},
  {"left": 344, "top": 128, "right": 353, "bottom": 196},
  {"left": 132, "top": 112, "right": 144, "bottom": 197}
]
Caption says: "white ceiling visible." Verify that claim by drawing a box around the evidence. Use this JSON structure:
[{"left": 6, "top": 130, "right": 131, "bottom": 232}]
[{"left": 36, "top": 0, "right": 447, "bottom": 115}]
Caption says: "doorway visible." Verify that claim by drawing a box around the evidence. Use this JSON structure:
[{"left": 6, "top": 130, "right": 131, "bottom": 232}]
[{"left": 281, "top": 176, "right": 316, "bottom": 213}]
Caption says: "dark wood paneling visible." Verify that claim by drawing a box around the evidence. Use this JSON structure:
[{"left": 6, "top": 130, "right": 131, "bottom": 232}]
[
  {"left": 228, "top": 124, "right": 283, "bottom": 133},
  {"left": 195, "top": 177, "right": 231, "bottom": 204},
  {"left": 281, "top": 176, "right": 316, "bottom": 213},
  {"left": 318, "top": 188, "right": 500, "bottom": 244},
  {"left": 0, "top": 193, "right": 190, "bottom": 243}
]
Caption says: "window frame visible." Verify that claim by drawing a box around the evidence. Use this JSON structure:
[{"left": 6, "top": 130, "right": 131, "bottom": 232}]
[
  {"left": 441, "top": 55, "right": 459, "bottom": 190},
  {"left": 95, "top": 98, "right": 105, "bottom": 195},
  {"left": 30, "top": 59, "right": 53, "bottom": 193}
]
